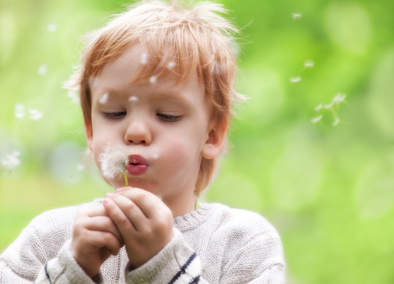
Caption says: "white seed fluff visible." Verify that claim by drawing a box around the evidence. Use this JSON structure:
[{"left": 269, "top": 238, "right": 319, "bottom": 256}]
[
  {"left": 47, "top": 23, "right": 57, "bottom": 32},
  {"left": 292, "top": 13, "right": 302, "bottom": 20},
  {"left": 99, "top": 92, "right": 109, "bottom": 104},
  {"left": 149, "top": 76, "right": 157, "bottom": 84},
  {"left": 98, "top": 145, "right": 127, "bottom": 180},
  {"left": 167, "top": 61, "right": 176, "bottom": 68},
  {"left": 15, "top": 104, "right": 25, "bottom": 119},
  {"left": 1, "top": 151, "right": 21, "bottom": 169},
  {"left": 29, "top": 109, "right": 43, "bottom": 121},
  {"left": 290, "top": 77, "right": 302, "bottom": 83},
  {"left": 38, "top": 65, "right": 47, "bottom": 76},
  {"left": 129, "top": 96, "right": 139, "bottom": 102},
  {"left": 140, "top": 52, "right": 148, "bottom": 65},
  {"left": 311, "top": 115, "right": 323, "bottom": 124}
]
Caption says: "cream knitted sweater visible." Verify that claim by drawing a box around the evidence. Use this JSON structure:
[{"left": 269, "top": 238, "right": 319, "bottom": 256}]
[{"left": 0, "top": 201, "right": 285, "bottom": 283}]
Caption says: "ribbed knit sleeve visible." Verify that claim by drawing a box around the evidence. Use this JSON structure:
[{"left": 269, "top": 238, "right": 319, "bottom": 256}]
[
  {"left": 125, "top": 229, "right": 201, "bottom": 283},
  {"left": 0, "top": 204, "right": 89, "bottom": 284}
]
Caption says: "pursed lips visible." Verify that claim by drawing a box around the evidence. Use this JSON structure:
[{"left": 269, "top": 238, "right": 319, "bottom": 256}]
[{"left": 126, "top": 155, "right": 148, "bottom": 176}]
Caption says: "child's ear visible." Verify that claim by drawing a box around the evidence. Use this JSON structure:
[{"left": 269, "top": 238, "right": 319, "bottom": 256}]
[
  {"left": 202, "top": 119, "right": 228, "bottom": 160},
  {"left": 84, "top": 119, "right": 93, "bottom": 151}
]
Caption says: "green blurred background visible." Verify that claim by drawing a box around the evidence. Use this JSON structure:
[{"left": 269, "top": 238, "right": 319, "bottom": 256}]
[{"left": 1, "top": 0, "right": 393, "bottom": 283}]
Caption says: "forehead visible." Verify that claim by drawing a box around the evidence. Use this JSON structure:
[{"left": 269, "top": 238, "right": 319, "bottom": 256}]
[{"left": 90, "top": 45, "right": 206, "bottom": 103}]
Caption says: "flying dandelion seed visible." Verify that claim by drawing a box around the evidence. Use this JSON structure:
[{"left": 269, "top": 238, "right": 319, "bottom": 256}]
[
  {"left": 1, "top": 151, "right": 21, "bottom": 170},
  {"left": 292, "top": 13, "right": 302, "bottom": 21},
  {"left": 15, "top": 104, "right": 25, "bottom": 119},
  {"left": 98, "top": 145, "right": 128, "bottom": 180},
  {"left": 332, "top": 116, "right": 340, "bottom": 126},
  {"left": 304, "top": 60, "right": 314, "bottom": 68},
  {"left": 129, "top": 96, "right": 139, "bottom": 102},
  {"left": 332, "top": 93, "right": 346, "bottom": 104},
  {"left": 314, "top": 103, "right": 323, "bottom": 111},
  {"left": 311, "top": 115, "right": 323, "bottom": 124},
  {"left": 67, "top": 90, "right": 80, "bottom": 104},
  {"left": 38, "top": 65, "right": 47, "bottom": 76},
  {"left": 149, "top": 75, "right": 157, "bottom": 84},
  {"left": 140, "top": 52, "right": 148, "bottom": 65},
  {"left": 151, "top": 153, "right": 159, "bottom": 160},
  {"left": 167, "top": 61, "right": 176, "bottom": 68},
  {"left": 47, "top": 23, "right": 57, "bottom": 32},
  {"left": 323, "top": 103, "right": 334, "bottom": 109},
  {"left": 290, "top": 77, "right": 301, "bottom": 83},
  {"left": 29, "top": 109, "right": 43, "bottom": 121},
  {"left": 77, "top": 164, "right": 85, "bottom": 171},
  {"left": 99, "top": 92, "right": 109, "bottom": 104}
]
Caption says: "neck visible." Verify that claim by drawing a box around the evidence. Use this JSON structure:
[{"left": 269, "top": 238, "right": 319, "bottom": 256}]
[{"left": 163, "top": 193, "right": 197, "bottom": 217}]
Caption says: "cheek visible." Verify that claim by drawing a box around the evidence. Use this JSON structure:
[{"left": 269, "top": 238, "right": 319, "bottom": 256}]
[{"left": 160, "top": 134, "right": 204, "bottom": 173}]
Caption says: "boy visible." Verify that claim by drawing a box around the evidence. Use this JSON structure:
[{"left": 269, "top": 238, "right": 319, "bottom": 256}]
[{"left": 0, "top": 0, "right": 285, "bottom": 283}]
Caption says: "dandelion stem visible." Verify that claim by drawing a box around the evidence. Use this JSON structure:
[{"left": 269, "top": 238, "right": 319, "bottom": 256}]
[{"left": 123, "top": 170, "right": 128, "bottom": 187}]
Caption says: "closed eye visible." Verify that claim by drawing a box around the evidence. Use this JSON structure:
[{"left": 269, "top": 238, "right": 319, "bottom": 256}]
[
  {"left": 157, "top": 113, "right": 182, "bottom": 122},
  {"left": 103, "top": 111, "right": 127, "bottom": 119}
]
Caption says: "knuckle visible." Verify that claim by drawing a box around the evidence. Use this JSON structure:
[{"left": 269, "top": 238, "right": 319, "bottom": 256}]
[
  {"left": 116, "top": 215, "right": 130, "bottom": 227},
  {"left": 135, "top": 190, "right": 150, "bottom": 203},
  {"left": 124, "top": 201, "right": 135, "bottom": 212}
]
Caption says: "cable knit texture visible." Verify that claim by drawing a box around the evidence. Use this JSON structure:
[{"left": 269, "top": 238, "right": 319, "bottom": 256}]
[{"left": 0, "top": 201, "right": 285, "bottom": 283}]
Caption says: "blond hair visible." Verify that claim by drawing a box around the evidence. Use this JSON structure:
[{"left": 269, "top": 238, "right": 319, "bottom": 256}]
[{"left": 66, "top": 0, "right": 244, "bottom": 194}]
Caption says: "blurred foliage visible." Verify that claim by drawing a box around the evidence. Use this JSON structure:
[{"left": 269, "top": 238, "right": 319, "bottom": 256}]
[{"left": 1, "top": 0, "right": 394, "bottom": 283}]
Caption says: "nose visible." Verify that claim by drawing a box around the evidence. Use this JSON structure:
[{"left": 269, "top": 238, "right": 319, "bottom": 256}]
[{"left": 124, "top": 117, "right": 152, "bottom": 145}]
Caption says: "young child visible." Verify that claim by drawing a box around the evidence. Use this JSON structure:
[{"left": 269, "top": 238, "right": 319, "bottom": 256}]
[{"left": 0, "top": 0, "right": 285, "bottom": 283}]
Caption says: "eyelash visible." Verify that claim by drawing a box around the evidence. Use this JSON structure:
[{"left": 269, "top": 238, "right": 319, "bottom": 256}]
[
  {"left": 103, "top": 112, "right": 181, "bottom": 122},
  {"left": 157, "top": 113, "right": 182, "bottom": 122},
  {"left": 103, "top": 112, "right": 127, "bottom": 119}
]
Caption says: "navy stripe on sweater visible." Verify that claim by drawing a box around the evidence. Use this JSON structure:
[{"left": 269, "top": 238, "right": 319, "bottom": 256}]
[
  {"left": 44, "top": 263, "right": 53, "bottom": 284},
  {"left": 168, "top": 252, "right": 198, "bottom": 284},
  {"left": 189, "top": 275, "right": 200, "bottom": 284}
]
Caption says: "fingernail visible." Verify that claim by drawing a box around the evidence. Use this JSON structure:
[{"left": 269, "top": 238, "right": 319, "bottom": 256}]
[
  {"left": 106, "top": 192, "right": 114, "bottom": 198},
  {"left": 115, "top": 187, "right": 127, "bottom": 193}
]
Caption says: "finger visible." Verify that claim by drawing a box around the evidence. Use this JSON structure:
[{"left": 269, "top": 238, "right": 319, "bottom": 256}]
[
  {"left": 78, "top": 203, "right": 109, "bottom": 218},
  {"left": 103, "top": 196, "right": 138, "bottom": 236},
  {"left": 109, "top": 193, "right": 148, "bottom": 231},
  {"left": 84, "top": 216, "right": 123, "bottom": 244},
  {"left": 116, "top": 188, "right": 166, "bottom": 219},
  {"left": 84, "top": 230, "right": 122, "bottom": 256}
]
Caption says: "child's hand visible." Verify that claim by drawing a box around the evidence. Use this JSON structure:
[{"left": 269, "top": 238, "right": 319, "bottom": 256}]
[
  {"left": 71, "top": 205, "right": 124, "bottom": 278},
  {"left": 103, "top": 187, "right": 173, "bottom": 269}
]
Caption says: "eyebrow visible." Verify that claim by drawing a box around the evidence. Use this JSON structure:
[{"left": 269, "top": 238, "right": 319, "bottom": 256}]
[{"left": 92, "top": 88, "right": 194, "bottom": 108}]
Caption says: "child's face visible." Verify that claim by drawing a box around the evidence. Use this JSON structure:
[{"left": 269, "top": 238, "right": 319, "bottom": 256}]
[{"left": 86, "top": 45, "right": 221, "bottom": 213}]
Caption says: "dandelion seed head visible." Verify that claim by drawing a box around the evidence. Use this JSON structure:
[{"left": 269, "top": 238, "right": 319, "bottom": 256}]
[
  {"left": 99, "top": 92, "right": 109, "bottom": 104},
  {"left": 38, "top": 65, "right": 47, "bottom": 76},
  {"left": 311, "top": 115, "right": 323, "bottom": 124},
  {"left": 290, "top": 77, "right": 302, "bottom": 83},
  {"left": 140, "top": 52, "right": 148, "bottom": 65},
  {"left": 15, "top": 104, "right": 25, "bottom": 119},
  {"left": 47, "top": 23, "right": 57, "bottom": 32},
  {"left": 292, "top": 13, "right": 302, "bottom": 21},
  {"left": 98, "top": 145, "right": 127, "bottom": 180},
  {"left": 1, "top": 151, "right": 21, "bottom": 170},
  {"left": 149, "top": 76, "right": 157, "bottom": 84}
]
